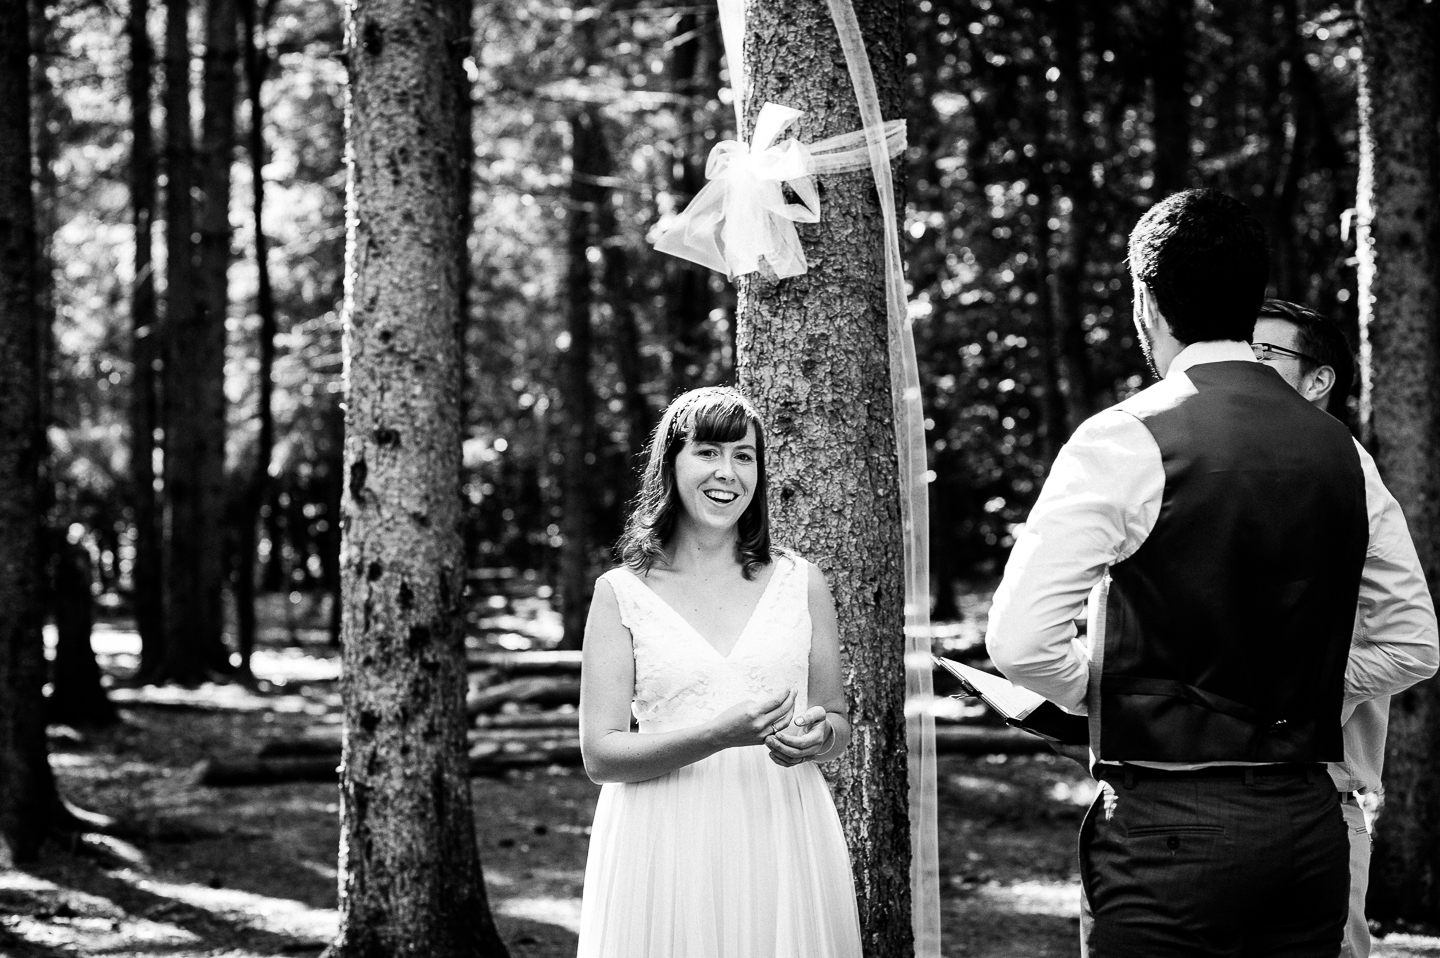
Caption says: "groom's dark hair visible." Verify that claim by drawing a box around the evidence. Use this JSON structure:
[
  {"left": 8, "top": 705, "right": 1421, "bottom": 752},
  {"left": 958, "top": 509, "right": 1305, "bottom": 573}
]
[{"left": 1128, "top": 188, "right": 1269, "bottom": 344}]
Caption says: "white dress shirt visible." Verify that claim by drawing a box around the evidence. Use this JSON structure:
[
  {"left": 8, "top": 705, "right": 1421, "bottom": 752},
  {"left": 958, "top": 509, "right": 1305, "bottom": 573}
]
[{"left": 985, "top": 341, "right": 1440, "bottom": 760}]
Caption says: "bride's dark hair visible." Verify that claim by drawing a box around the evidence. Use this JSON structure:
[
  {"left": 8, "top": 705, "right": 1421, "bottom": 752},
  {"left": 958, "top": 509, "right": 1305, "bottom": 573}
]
[{"left": 616, "top": 386, "right": 772, "bottom": 580}]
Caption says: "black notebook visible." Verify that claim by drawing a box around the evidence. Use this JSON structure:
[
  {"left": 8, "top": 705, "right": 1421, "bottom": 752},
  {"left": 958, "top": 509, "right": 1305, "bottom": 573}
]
[{"left": 932, "top": 655, "right": 1090, "bottom": 747}]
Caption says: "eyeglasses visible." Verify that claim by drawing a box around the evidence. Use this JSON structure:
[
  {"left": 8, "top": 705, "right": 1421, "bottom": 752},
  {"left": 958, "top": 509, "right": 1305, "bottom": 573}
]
[{"left": 1252, "top": 341, "right": 1320, "bottom": 365}]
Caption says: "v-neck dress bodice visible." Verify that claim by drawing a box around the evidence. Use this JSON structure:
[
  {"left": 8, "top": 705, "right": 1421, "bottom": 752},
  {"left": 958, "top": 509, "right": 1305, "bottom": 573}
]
[
  {"left": 607, "top": 555, "right": 811, "bottom": 733},
  {"left": 576, "top": 552, "right": 862, "bottom": 958}
]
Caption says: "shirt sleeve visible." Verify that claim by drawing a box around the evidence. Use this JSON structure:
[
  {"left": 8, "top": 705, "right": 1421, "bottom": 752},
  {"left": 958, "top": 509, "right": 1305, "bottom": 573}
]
[
  {"left": 984, "top": 409, "right": 1164, "bottom": 713},
  {"left": 1344, "top": 441, "right": 1440, "bottom": 699}
]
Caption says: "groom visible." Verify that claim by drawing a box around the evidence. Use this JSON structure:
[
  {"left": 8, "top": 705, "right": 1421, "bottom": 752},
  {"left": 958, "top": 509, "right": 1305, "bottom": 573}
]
[{"left": 985, "top": 189, "right": 1438, "bottom": 956}]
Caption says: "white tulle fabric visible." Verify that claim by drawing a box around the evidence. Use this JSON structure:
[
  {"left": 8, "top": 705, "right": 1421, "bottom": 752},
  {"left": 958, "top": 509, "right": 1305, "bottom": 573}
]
[{"left": 576, "top": 554, "right": 862, "bottom": 958}]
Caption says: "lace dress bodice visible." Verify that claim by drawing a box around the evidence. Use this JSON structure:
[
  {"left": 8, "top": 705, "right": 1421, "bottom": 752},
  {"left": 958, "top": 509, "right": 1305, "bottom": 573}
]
[{"left": 600, "top": 553, "right": 812, "bottom": 734}]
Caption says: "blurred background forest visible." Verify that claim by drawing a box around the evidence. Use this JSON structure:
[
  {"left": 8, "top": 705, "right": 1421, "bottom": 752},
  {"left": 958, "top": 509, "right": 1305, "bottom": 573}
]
[{"left": 36, "top": 0, "right": 1367, "bottom": 656}]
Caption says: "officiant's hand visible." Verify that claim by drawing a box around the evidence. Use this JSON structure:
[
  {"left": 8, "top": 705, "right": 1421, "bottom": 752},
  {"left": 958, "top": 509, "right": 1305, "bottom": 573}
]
[
  {"left": 765, "top": 705, "right": 831, "bottom": 767},
  {"left": 708, "top": 688, "right": 797, "bottom": 750}
]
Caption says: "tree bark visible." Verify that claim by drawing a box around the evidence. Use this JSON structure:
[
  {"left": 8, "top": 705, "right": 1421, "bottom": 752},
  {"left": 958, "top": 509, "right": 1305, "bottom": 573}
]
[
  {"left": 555, "top": 108, "right": 601, "bottom": 652},
  {"left": 737, "top": 1, "right": 912, "bottom": 953},
  {"left": 331, "top": 0, "right": 508, "bottom": 953},
  {"left": 48, "top": 541, "right": 118, "bottom": 728},
  {"left": 161, "top": 0, "right": 228, "bottom": 683},
  {"left": 1356, "top": 0, "right": 1440, "bottom": 924},
  {"left": 128, "top": 0, "right": 165, "bottom": 677},
  {"left": 0, "top": 0, "right": 59, "bottom": 862},
  {"left": 235, "top": 0, "right": 276, "bottom": 675}
]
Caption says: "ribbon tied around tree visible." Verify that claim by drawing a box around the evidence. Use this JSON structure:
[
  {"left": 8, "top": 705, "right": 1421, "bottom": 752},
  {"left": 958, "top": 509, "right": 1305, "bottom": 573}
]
[{"left": 652, "top": 105, "right": 906, "bottom": 279}]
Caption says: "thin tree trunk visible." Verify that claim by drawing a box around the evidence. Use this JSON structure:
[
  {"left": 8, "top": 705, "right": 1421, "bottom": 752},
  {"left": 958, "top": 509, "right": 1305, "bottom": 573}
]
[
  {"left": 592, "top": 122, "right": 653, "bottom": 504},
  {"left": 235, "top": 0, "right": 275, "bottom": 675},
  {"left": 737, "top": 1, "right": 911, "bottom": 953},
  {"left": 555, "top": 108, "right": 601, "bottom": 652},
  {"left": 1356, "top": 0, "right": 1440, "bottom": 924},
  {"left": 1049, "top": 0, "right": 1098, "bottom": 428},
  {"left": 0, "top": 0, "right": 59, "bottom": 861},
  {"left": 330, "top": 0, "right": 508, "bottom": 951},
  {"left": 667, "top": 8, "right": 718, "bottom": 393},
  {"left": 129, "top": 0, "right": 165, "bottom": 677},
  {"left": 1148, "top": 0, "right": 1193, "bottom": 196}
]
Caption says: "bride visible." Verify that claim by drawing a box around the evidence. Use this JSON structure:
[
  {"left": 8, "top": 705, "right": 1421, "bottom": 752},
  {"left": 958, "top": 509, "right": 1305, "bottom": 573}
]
[{"left": 575, "top": 386, "right": 863, "bottom": 958}]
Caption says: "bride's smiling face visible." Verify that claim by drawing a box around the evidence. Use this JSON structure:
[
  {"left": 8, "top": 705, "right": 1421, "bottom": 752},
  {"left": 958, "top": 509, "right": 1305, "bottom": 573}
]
[{"left": 672, "top": 423, "right": 759, "bottom": 532}]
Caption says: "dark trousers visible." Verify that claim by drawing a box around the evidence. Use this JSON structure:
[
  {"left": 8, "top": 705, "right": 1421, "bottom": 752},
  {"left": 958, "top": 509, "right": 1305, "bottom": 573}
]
[{"left": 1079, "top": 765, "right": 1349, "bottom": 958}]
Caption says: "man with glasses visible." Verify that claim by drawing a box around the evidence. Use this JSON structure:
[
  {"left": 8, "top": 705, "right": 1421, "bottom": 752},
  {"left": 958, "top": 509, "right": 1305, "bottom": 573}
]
[
  {"left": 1252, "top": 299, "right": 1355, "bottom": 420},
  {"left": 986, "top": 189, "right": 1438, "bottom": 957},
  {"left": 1252, "top": 299, "right": 1409, "bottom": 958}
]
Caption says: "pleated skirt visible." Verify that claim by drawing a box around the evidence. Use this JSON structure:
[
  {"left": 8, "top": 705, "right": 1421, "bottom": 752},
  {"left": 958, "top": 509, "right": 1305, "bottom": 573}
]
[{"left": 576, "top": 745, "right": 863, "bottom": 958}]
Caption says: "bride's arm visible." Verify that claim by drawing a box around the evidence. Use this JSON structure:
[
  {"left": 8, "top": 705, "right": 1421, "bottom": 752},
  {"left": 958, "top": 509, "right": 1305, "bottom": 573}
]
[
  {"left": 767, "top": 564, "right": 851, "bottom": 765},
  {"left": 580, "top": 579, "right": 796, "bottom": 784}
]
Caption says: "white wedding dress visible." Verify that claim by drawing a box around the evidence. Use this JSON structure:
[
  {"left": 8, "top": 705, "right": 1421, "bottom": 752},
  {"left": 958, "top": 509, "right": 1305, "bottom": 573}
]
[{"left": 576, "top": 552, "right": 863, "bottom": 958}]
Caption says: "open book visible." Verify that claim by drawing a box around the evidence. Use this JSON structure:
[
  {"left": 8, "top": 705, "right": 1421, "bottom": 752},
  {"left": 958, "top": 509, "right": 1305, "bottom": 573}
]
[{"left": 932, "top": 655, "right": 1089, "bottom": 746}]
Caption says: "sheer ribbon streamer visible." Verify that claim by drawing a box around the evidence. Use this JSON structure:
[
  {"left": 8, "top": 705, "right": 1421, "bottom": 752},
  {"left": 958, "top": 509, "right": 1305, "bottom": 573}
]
[{"left": 651, "top": 0, "right": 942, "bottom": 953}]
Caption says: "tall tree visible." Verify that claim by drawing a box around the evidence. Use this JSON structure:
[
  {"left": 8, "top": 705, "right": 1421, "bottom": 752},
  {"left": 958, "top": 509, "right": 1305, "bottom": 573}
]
[
  {"left": 157, "top": 0, "right": 239, "bottom": 681},
  {"left": 736, "top": 0, "right": 913, "bottom": 954},
  {"left": 555, "top": 107, "right": 602, "bottom": 651},
  {"left": 234, "top": 0, "right": 276, "bottom": 675},
  {"left": 1147, "top": 0, "right": 1193, "bottom": 196},
  {"left": 159, "top": 0, "right": 214, "bottom": 682},
  {"left": 666, "top": 7, "right": 721, "bottom": 393},
  {"left": 1355, "top": 0, "right": 1440, "bottom": 924},
  {"left": 128, "top": 0, "right": 165, "bottom": 676},
  {"left": 330, "top": 0, "right": 508, "bottom": 952},
  {"left": 0, "top": 0, "right": 59, "bottom": 861}
]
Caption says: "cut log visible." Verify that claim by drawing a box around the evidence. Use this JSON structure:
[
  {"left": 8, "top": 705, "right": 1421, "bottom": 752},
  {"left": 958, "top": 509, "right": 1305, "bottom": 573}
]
[
  {"left": 196, "top": 738, "right": 585, "bottom": 786},
  {"left": 465, "top": 650, "right": 583, "bottom": 675},
  {"left": 933, "top": 726, "right": 1052, "bottom": 755},
  {"left": 466, "top": 676, "right": 580, "bottom": 715},
  {"left": 257, "top": 725, "right": 581, "bottom": 758},
  {"left": 475, "top": 710, "right": 580, "bottom": 730}
]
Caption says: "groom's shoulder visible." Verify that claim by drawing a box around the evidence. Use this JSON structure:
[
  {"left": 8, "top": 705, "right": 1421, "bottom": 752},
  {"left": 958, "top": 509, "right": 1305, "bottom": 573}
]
[{"left": 1107, "top": 373, "right": 1198, "bottom": 423}]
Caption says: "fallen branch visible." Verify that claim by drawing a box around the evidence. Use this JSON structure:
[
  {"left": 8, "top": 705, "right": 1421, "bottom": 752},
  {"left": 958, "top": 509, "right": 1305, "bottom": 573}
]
[
  {"left": 466, "top": 676, "right": 580, "bottom": 715},
  {"left": 196, "top": 737, "right": 585, "bottom": 787}
]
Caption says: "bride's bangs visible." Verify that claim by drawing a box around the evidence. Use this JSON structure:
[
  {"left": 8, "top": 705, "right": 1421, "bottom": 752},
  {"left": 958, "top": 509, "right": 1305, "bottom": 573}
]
[{"left": 676, "top": 394, "right": 757, "bottom": 446}]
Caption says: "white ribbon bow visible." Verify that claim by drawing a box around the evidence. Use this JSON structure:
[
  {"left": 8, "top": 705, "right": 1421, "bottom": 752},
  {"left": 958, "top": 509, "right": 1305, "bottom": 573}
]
[
  {"left": 652, "top": 104, "right": 907, "bottom": 279},
  {"left": 653, "top": 103, "right": 818, "bottom": 279}
]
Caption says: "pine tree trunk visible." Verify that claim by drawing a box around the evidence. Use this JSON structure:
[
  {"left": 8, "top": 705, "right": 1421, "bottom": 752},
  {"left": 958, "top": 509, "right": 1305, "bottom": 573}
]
[
  {"left": 128, "top": 0, "right": 165, "bottom": 676},
  {"left": 555, "top": 108, "right": 601, "bottom": 652},
  {"left": 236, "top": 0, "right": 276, "bottom": 675},
  {"left": 666, "top": 8, "right": 721, "bottom": 393},
  {"left": 330, "top": 0, "right": 508, "bottom": 953},
  {"left": 1355, "top": 0, "right": 1440, "bottom": 924},
  {"left": 1148, "top": 0, "right": 1193, "bottom": 196},
  {"left": 48, "top": 541, "right": 118, "bottom": 728},
  {"left": 737, "top": 1, "right": 912, "bottom": 953},
  {"left": 0, "top": 0, "right": 59, "bottom": 862},
  {"left": 161, "top": 0, "right": 219, "bottom": 682},
  {"left": 171, "top": 0, "right": 237, "bottom": 678}
]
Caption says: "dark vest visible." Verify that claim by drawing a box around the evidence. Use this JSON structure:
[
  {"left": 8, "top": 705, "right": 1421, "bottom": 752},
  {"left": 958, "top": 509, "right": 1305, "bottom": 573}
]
[{"left": 1092, "top": 360, "right": 1368, "bottom": 763}]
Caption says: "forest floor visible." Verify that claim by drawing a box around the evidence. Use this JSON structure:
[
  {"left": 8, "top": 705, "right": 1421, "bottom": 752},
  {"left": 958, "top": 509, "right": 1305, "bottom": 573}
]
[{"left": 3, "top": 589, "right": 1439, "bottom": 958}]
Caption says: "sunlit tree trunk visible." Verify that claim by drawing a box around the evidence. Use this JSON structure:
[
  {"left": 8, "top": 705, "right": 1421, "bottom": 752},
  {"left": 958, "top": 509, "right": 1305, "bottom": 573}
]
[
  {"left": 737, "top": 0, "right": 912, "bottom": 953},
  {"left": 0, "top": 0, "right": 59, "bottom": 862},
  {"left": 1356, "top": 0, "right": 1440, "bottom": 924},
  {"left": 128, "top": 0, "right": 165, "bottom": 675},
  {"left": 330, "top": 0, "right": 508, "bottom": 952},
  {"left": 235, "top": 0, "right": 276, "bottom": 674}
]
